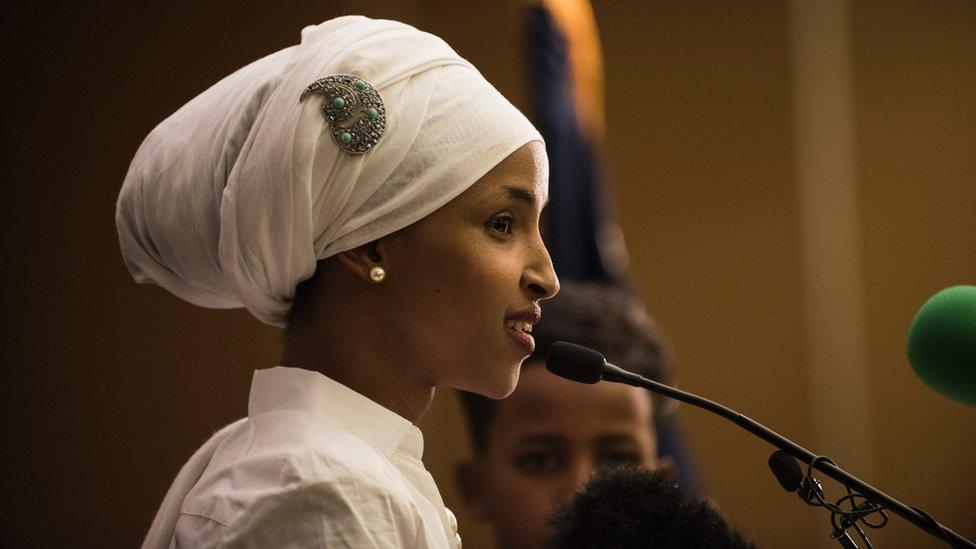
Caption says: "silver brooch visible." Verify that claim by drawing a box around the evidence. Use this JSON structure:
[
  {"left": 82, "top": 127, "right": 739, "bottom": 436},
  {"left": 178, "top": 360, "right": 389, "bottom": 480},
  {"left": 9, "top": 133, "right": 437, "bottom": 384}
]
[{"left": 300, "top": 74, "right": 386, "bottom": 154}]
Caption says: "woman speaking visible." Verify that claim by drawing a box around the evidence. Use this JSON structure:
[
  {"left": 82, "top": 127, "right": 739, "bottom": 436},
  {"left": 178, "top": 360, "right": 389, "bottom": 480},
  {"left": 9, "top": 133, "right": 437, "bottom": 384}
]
[{"left": 116, "top": 16, "right": 558, "bottom": 548}]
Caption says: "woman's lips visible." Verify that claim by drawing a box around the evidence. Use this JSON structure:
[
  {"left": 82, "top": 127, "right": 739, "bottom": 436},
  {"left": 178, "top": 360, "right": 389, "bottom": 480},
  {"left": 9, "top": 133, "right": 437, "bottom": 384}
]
[
  {"left": 505, "top": 307, "right": 541, "bottom": 354},
  {"left": 508, "top": 326, "right": 535, "bottom": 353}
]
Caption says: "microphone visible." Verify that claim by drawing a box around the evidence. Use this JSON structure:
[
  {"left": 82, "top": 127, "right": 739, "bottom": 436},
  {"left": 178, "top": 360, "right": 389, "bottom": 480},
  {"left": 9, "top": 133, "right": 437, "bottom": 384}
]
[
  {"left": 547, "top": 341, "right": 975, "bottom": 548},
  {"left": 767, "top": 449, "right": 826, "bottom": 504},
  {"left": 907, "top": 285, "right": 976, "bottom": 406},
  {"left": 548, "top": 466, "right": 754, "bottom": 549},
  {"left": 768, "top": 449, "right": 804, "bottom": 493},
  {"left": 546, "top": 341, "right": 606, "bottom": 384}
]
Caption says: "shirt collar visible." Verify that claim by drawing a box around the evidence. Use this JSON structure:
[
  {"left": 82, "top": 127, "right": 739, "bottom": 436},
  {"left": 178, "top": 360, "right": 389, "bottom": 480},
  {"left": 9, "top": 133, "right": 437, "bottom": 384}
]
[{"left": 248, "top": 366, "right": 420, "bottom": 459}]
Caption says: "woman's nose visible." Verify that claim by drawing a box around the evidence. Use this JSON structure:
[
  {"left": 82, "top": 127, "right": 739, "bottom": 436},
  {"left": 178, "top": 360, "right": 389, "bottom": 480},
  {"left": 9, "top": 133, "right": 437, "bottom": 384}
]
[{"left": 522, "top": 239, "right": 560, "bottom": 300}]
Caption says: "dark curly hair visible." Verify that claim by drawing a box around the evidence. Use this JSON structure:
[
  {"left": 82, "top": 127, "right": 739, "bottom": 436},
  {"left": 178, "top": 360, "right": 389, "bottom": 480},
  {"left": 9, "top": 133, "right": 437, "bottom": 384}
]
[
  {"left": 549, "top": 466, "right": 754, "bottom": 549},
  {"left": 458, "top": 282, "right": 674, "bottom": 456}
]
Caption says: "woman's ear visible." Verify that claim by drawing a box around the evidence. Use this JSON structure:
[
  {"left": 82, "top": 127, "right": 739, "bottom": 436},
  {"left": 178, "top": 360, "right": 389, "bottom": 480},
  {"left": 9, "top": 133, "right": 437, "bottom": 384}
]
[
  {"left": 337, "top": 240, "right": 386, "bottom": 283},
  {"left": 455, "top": 460, "right": 492, "bottom": 521}
]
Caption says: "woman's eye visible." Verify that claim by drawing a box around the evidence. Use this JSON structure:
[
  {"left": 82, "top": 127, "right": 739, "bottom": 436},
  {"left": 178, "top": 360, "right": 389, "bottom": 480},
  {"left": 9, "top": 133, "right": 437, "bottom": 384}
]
[
  {"left": 514, "top": 451, "right": 563, "bottom": 475},
  {"left": 487, "top": 214, "right": 514, "bottom": 235}
]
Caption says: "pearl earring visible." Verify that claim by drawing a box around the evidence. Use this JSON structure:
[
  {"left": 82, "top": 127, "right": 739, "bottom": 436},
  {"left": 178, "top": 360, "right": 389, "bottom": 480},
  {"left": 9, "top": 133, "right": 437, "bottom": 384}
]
[{"left": 369, "top": 266, "right": 386, "bottom": 283}]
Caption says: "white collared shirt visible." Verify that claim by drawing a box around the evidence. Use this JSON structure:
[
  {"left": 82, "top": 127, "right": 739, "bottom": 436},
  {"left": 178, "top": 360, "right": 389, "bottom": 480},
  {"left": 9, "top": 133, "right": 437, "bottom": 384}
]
[{"left": 170, "top": 367, "right": 461, "bottom": 548}]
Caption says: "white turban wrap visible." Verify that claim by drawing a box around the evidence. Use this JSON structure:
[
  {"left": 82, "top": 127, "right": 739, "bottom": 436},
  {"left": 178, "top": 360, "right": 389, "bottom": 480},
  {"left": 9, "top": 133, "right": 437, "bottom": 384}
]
[{"left": 117, "top": 16, "right": 543, "bottom": 327}]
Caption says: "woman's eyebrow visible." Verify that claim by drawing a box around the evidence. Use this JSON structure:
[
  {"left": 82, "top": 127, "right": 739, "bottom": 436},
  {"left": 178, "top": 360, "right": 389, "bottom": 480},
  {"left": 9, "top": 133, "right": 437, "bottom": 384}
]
[{"left": 504, "top": 185, "right": 549, "bottom": 208}]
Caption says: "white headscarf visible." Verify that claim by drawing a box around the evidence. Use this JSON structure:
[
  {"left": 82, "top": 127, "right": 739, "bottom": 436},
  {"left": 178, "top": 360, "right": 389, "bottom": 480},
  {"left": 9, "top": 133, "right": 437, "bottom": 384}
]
[{"left": 117, "top": 16, "right": 543, "bottom": 327}]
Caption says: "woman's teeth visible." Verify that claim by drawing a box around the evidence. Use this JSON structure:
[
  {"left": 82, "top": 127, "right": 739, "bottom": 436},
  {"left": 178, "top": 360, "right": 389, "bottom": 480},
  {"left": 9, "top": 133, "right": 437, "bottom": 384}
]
[{"left": 507, "top": 319, "right": 533, "bottom": 333}]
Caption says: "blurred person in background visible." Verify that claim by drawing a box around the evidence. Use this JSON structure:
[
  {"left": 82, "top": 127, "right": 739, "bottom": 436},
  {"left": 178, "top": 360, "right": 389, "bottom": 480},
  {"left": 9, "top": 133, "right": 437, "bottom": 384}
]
[{"left": 456, "top": 282, "right": 677, "bottom": 548}]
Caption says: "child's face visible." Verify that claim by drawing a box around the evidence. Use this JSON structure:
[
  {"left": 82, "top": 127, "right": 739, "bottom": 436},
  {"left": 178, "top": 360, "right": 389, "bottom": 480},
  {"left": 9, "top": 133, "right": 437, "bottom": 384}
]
[{"left": 458, "top": 361, "right": 663, "bottom": 548}]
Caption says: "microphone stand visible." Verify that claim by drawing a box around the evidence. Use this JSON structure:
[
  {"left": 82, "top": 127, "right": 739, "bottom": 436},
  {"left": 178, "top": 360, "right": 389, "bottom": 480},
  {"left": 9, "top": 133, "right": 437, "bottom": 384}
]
[{"left": 600, "top": 362, "right": 975, "bottom": 548}]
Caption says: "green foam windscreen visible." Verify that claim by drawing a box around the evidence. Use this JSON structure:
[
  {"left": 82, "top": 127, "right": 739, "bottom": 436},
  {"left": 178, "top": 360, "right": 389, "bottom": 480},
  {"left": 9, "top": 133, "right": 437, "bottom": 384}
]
[{"left": 907, "top": 285, "right": 976, "bottom": 407}]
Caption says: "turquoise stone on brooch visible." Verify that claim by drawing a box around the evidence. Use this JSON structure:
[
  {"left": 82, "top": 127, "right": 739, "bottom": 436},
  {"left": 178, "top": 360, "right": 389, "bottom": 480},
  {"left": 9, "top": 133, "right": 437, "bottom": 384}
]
[{"left": 300, "top": 74, "right": 386, "bottom": 154}]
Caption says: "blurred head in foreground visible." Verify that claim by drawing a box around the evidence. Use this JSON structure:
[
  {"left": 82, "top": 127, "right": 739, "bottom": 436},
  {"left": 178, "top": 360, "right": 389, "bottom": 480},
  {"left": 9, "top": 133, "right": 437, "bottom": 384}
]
[
  {"left": 457, "top": 282, "right": 676, "bottom": 548},
  {"left": 550, "top": 466, "right": 754, "bottom": 549}
]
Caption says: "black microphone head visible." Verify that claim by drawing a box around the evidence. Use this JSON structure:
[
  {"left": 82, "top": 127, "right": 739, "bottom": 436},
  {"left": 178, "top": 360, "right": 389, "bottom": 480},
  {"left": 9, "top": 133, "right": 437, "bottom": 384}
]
[
  {"left": 546, "top": 342, "right": 607, "bottom": 384},
  {"left": 768, "top": 450, "right": 803, "bottom": 492}
]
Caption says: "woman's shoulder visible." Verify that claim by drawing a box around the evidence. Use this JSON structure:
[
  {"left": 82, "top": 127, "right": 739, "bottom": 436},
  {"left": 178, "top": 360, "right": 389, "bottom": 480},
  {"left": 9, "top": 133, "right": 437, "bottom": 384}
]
[
  {"left": 183, "top": 412, "right": 417, "bottom": 530},
  {"left": 197, "top": 424, "right": 425, "bottom": 547},
  {"left": 221, "top": 410, "right": 410, "bottom": 489},
  {"left": 223, "top": 414, "right": 425, "bottom": 546},
  {"left": 217, "top": 476, "right": 425, "bottom": 548}
]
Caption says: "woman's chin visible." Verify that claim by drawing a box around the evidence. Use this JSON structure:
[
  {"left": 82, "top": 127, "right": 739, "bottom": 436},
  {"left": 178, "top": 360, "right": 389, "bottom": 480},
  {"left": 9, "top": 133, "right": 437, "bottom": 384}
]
[{"left": 461, "top": 365, "right": 521, "bottom": 400}]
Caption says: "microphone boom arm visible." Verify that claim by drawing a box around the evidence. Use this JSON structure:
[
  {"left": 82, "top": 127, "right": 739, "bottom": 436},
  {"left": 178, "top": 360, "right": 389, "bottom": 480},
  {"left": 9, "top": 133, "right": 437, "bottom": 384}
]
[{"left": 601, "top": 362, "right": 975, "bottom": 549}]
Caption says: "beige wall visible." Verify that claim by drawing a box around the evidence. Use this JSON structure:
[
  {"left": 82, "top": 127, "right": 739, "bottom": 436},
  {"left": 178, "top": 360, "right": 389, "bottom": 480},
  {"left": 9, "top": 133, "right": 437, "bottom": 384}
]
[
  {"left": 3, "top": 1, "right": 972, "bottom": 547},
  {"left": 854, "top": 1, "right": 976, "bottom": 546}
]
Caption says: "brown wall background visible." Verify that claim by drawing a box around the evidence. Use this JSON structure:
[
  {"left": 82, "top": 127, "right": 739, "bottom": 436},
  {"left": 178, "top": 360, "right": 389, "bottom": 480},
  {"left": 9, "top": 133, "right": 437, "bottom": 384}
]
[{"left": 2, "top": 1, "right": 973, "bottom": 547}]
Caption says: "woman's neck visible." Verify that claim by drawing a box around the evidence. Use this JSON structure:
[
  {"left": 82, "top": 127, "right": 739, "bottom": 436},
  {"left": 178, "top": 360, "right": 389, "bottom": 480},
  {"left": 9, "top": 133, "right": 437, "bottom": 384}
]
[
  {"left": 281, "top": 258, "right": 438, "bottom": 424},
  {"left": 280, "top": 325, "right": 436, "bottom": 424}
]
